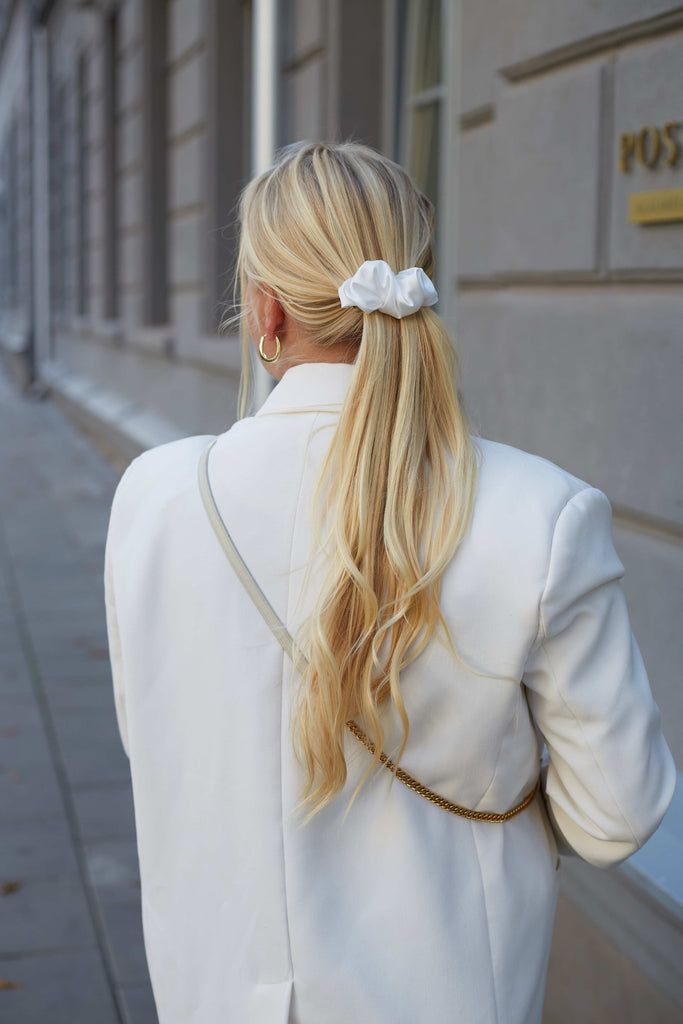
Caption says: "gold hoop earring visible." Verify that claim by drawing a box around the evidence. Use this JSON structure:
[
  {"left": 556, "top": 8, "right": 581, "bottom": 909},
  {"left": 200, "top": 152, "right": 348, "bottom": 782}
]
[{"left": 259, "top": 335, "right": 281, "bottom": 363}]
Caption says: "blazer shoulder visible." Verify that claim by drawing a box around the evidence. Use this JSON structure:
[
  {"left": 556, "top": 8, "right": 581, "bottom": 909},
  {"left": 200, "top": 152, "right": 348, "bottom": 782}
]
[
  {"left": 474, "top": 437, "right": 596, "bottom": 518},
  {"left": 115, "top": 434, "right": 214, "bottom": 497},
  {"left": 466, "top": 439, "right": 609, "bottom": 605},
  {"left": 108, "top": 433, "right": 216, "bottom": 540}
]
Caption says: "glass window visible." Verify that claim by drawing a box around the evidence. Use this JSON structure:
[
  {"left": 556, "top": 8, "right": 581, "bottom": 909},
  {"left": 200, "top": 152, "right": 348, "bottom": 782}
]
[
  {"left": 207, "top": 0, "right": 252, "bottom": 334},
  {"left": 49, "top": 82, "right": 68, "bottom": 314},
  {"left": 141, "top": 0, "right": 169, "bottom": 325},
  {"left": 77, "top": 53, "right": 88, "bottom": 316},
  {"left": 396, "top": 0, "right": 444, "bottom": 209},
  {"left": 103, "top": 6, "right": 119, "bottom": 320},
  {"left": 0, "top": 125, "right": 10, "bottom": 309}
]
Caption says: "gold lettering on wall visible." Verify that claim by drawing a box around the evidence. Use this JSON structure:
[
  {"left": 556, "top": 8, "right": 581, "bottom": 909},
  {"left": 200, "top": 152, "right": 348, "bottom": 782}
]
[
  {"left": 662, "top": 123, "right": 680, "bottom": 167},
  {"left": 636, "top": 126, "right": 661, "bottom": 168},
  {"left": 628, "top": 187, "right": 683, "bottom": 224},
  {"left": 619, "top": 121, "right": 681, "bottom": 172},
  {"left": 620, "top": 133, "right": 635, "bottom": 173}
]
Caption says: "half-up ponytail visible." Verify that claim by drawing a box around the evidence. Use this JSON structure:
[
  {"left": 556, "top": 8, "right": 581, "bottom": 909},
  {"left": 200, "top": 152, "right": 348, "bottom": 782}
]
[{"left": 232, "top": 141, "right": 478, "bottom": 818}]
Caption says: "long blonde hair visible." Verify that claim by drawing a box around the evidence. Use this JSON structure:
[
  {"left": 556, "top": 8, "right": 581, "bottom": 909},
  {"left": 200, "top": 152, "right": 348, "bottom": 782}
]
[{"left": 231, "top": 142, "right": 478, "bottom": 818}]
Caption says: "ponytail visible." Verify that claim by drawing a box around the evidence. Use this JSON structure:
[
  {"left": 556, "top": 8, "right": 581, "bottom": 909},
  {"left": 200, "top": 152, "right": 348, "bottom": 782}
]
[
  {"left": 231, "top": 141, "right": 479, "bottom": 818},
  {"left": 297, "top": 308, "right": 477, "bottom": 817}
]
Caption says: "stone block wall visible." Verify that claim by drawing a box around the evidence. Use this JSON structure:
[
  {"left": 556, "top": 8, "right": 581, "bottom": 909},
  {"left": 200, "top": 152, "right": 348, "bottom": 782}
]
[
  {"left": 456, "top": 1, "right": 683, "bottom": 769},
  {"left": 456, "top": 9, "right": 683, "bottom": 1013},
  {"left": 46, "top": 0, "right": 245, "bottom": 441},
  {"left": 5, "top": 0, "right": 680, "bottom": 765},
  {"left": 36, "top": 0, "right": 385, "bottom": 446},
  {"left": 0, "top": 0, "right": 32, "bottom": 386}
]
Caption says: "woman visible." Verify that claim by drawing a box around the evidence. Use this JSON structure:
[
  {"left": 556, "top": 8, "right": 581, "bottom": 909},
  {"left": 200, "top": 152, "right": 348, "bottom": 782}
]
[{"left": 104, "top": 141, "right": 675, "bottom": 1024}]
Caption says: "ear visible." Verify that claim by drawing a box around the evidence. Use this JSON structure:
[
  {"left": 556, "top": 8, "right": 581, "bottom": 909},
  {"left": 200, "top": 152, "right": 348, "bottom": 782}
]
[{"left": 262, "top": 286, "right": 286, "bottom": 338}]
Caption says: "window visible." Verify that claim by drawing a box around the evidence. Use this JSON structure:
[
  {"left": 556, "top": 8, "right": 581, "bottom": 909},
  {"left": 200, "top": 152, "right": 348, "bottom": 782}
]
[
  {"left": 393, "top": 0, "right": 457, "bottom": 312},
  {"left": 395, "top": 0, "right": 445, "bottom": 208},
  {"left": 141, "top": 0, "right": 168, "bottom": 325},
  {"left": 206, "top": 0, "right": 251, "bottom": 334},
  {"left": 0, "top": 115, "right": 19, "bottom": 311},
  {"left": 49, "top": 81, "right": 68, "bottom": 314},
  {"left": 77, "top": 53, "right": 88, "bottom": 315},
  {"left": 103, "top": 5, "right": 119, "bottom": 320}
]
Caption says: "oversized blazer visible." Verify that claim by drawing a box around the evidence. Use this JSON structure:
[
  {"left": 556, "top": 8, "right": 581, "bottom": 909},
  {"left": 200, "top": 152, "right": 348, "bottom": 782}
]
[{"left": 104, "top": 361, "right": 676, "bottom": 1024}]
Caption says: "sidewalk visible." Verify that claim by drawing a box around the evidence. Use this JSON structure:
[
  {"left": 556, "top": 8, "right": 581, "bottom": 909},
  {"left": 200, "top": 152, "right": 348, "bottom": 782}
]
[{"left": 0, "top": 366, "right": 157, "bottom": 1023}]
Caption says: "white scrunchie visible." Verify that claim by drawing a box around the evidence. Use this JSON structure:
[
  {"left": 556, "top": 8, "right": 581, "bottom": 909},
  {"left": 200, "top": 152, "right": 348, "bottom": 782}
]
[{"left": 338, "top": 260, "right": 438, "bottom": 319}]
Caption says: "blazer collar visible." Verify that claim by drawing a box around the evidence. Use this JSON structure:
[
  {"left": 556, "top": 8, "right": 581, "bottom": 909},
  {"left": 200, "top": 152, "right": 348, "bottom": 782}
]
[{"left": 255, "top": 362, "right": 355, "bottom": 416}]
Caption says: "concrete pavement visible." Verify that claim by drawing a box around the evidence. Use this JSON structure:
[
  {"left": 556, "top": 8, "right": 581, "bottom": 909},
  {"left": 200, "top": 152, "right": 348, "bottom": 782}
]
[{"left": 0, "top": 366, "right": 157, "bottom": 1023}]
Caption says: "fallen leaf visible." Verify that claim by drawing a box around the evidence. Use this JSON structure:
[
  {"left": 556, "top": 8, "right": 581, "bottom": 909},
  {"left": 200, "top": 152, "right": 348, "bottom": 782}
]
[
  {"left": 88, "top": 648, "right": 109, "bottom": 661},
  {"left": 0, "top": 979, "right": 21, "bottom": 990},
  {"left": 1, "top": 880, "right": 23, "bottom": 896}
]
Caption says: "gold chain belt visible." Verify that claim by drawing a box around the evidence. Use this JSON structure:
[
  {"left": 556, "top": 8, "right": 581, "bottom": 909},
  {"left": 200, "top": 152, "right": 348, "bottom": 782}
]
[{"left": 346, "top": 721, "right": 541, "bottom": 822}]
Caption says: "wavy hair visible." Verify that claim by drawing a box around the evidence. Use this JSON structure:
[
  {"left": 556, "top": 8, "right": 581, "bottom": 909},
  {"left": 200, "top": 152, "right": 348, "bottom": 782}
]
[{"left": 229, "top": 141, "right": 478, "bottom": 818}]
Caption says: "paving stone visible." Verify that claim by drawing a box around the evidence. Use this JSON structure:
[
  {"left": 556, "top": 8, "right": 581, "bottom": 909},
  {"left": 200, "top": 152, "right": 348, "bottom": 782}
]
[
  {"left": 31, "top": 649, "right": 113, "bottom": 683},
  {"left": 54, "top": 709, "right": 131, "bottom": 788},
  {"left": 120, "top": 981, "right": 160, "bottom": 1024},
  {"left": 85, "top": 837, "right": 141, "bottom": 891},
  {"left": 48, "top": 680, "right": 118, "bottom": 714},
  {"left": 0, "top": 655, "right": 34, "bottom": 698},
  {"left": 0, "top": 366, "right": 154, "bottom": 1015},
  {"left": 0, "top": 815, "right": 79, "bottom": 880},
  {"left": 0, "top": 700, "right": 49, "bottom": 768},
  {"left": 13, "top": 607, "right": 106, "bottom": 631},
  {"left": 73, "top": 783, "right": 136, "bottom": 842},
  {"left": 0, "top": 709, "right": 66, "bottom": 825},
  {"left": 29, "top": 628, "right": 109, "bottom": 667},
  {"left": 0, "top": 948, "right": 120, "bottom": 1024},
  {"left": 0, "top": 874, "right": 97, "bottom": 956},
  {"left": 0, "top": 760, "right": 65, "bottom": 826},
  {"left": 41, "top": 668, "right": 114, "bottom": 699},
  {"left": 97, "top": 890, "right": 149, "bottom": 987}
]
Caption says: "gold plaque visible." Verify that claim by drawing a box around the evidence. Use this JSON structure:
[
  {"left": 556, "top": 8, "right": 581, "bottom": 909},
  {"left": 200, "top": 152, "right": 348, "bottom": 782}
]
[{"left": 628, "top": 188, "right": 683, "bottom": 224}]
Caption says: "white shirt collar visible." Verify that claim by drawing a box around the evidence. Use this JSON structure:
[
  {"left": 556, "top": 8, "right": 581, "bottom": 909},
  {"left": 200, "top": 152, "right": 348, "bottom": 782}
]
[{"left": 255, "top": 362, "right": 356, "bottom": 416}]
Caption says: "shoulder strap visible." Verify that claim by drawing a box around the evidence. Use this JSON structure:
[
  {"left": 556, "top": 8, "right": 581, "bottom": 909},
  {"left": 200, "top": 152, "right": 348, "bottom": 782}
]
[
  {"left": 198, "top": 439, "right": 300, "bottom": 668},
  {"left": 197, "top": 440, "right": 539, "bottom": 823}
]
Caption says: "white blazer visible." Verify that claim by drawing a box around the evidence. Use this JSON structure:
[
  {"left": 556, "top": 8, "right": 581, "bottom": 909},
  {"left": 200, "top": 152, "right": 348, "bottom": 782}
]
[{"left": 104, "top": 362, "right": 675, "bottom": 1024}]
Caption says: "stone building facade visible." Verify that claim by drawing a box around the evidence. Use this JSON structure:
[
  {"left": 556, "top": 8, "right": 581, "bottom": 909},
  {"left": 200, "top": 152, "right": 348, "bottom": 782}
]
[{"left": 0, "top": 0, "right": 681, "bottom": 1019}]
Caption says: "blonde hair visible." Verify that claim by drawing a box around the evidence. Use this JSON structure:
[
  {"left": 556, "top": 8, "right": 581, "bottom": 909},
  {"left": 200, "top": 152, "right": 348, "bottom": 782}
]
[{"left": 231, "top": 141, "right": 478, "bottom": 818}]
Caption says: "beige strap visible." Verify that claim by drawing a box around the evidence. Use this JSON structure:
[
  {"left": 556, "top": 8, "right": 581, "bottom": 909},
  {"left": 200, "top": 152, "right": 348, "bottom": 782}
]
[
  {"left": 198, "top": 439, "right": 539, "bottom": 822},
  {"left": 198, "top": 440, "right": 301, "bottom": 668}
]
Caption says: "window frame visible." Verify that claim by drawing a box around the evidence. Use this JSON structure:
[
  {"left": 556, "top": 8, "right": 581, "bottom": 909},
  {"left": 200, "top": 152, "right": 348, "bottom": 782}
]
[{"left": 387, "top": 0, "right": 459, "bottom": 326}]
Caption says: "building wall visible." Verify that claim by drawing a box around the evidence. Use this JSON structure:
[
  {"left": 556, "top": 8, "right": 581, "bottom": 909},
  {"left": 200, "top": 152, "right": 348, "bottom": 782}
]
[
  {"left": 45, "top": 0, "right": 247, "bottom": 445},
  {"left": 33, "top": 0, "right": 385, "bottom": 449},
  {"left": 455, "top": 7, "right": 683, "bottom": 1014},
  {"left": 0, "top": 0, "right": 32, "bottom": 387},
  {"left": 456, "top": 0, "right": 683, "bottom": 766}
]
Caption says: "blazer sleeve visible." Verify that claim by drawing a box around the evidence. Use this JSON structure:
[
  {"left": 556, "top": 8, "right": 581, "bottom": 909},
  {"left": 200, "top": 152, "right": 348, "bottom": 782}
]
[
  {"left": 522, "top": 486, "right": 676, "bottom": 868},
  {"left": 103, "top": 461, "right": 141, "bottom": 760},
  {"left": 104, "top": 528, "right": 130, "bottom": 759}
]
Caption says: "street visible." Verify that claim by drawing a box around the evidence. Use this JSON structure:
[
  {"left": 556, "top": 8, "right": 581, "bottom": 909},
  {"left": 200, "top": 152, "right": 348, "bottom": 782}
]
[{"left": 0, "top": 366, "right": 156, "bottom": 1023}]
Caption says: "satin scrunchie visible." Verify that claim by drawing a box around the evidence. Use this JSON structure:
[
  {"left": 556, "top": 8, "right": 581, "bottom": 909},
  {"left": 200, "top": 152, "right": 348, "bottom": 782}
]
[{"left": 338, "top": 260, "right": 438, "bottom": 319}]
